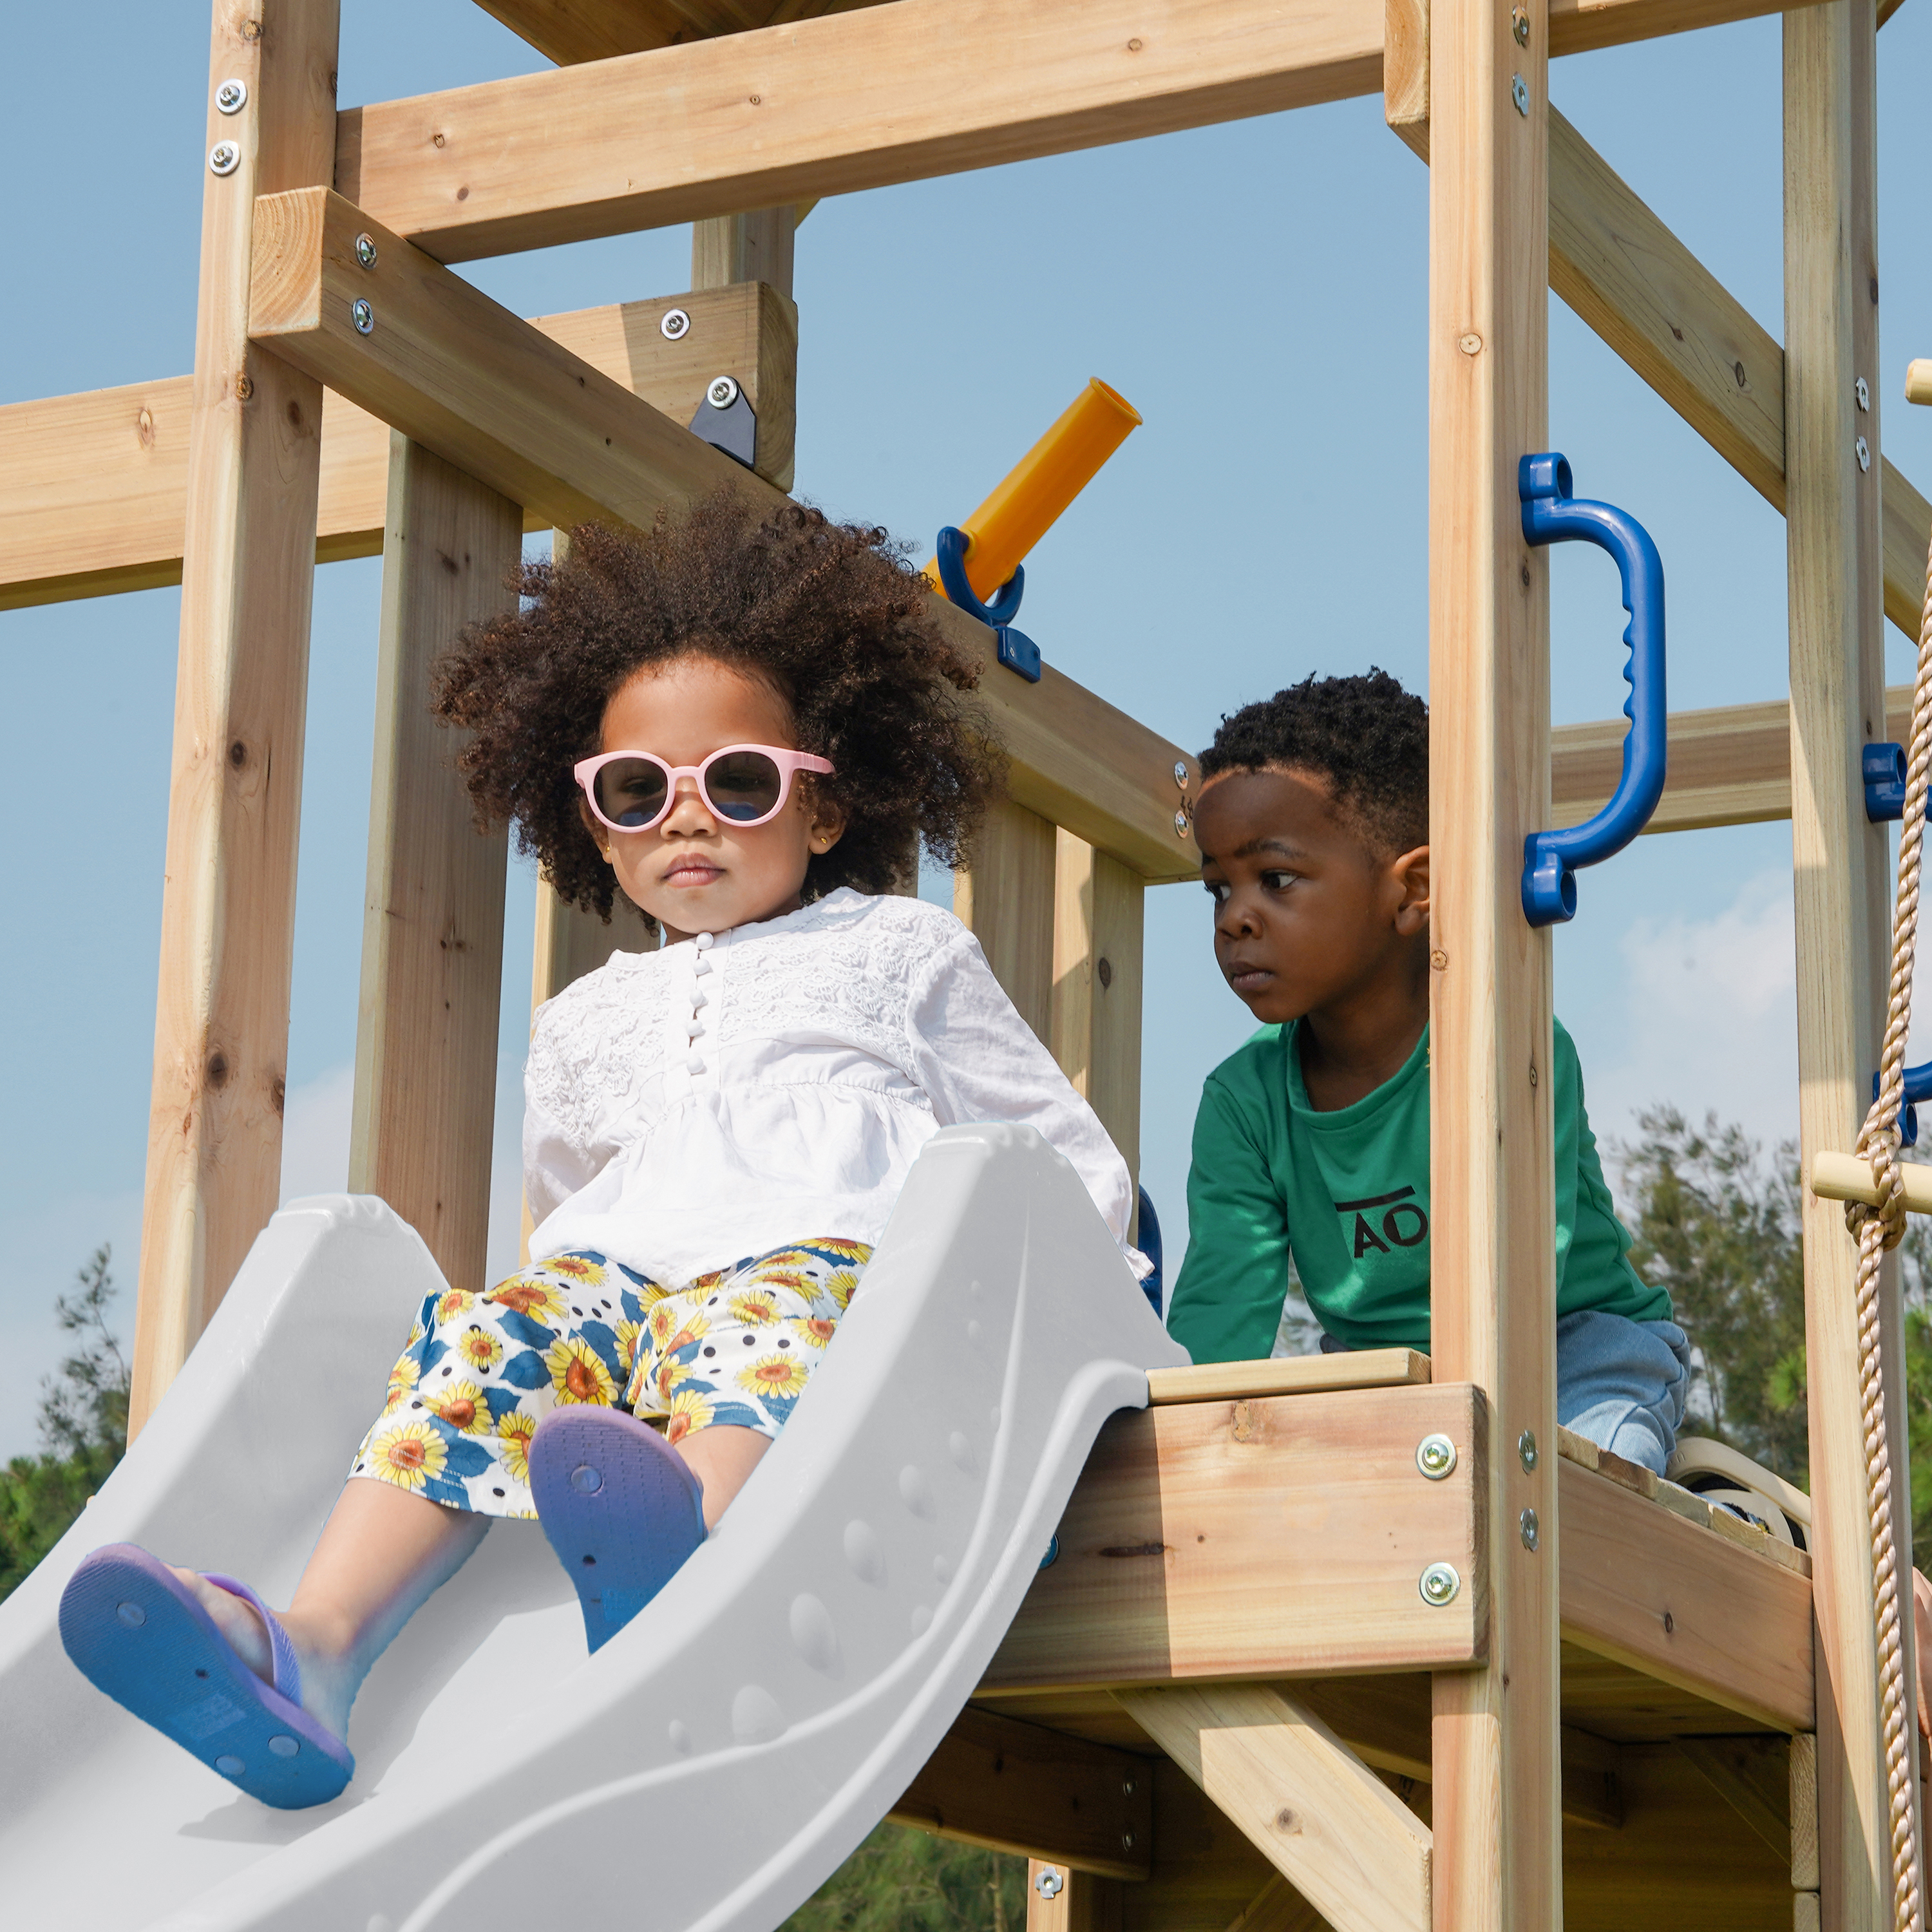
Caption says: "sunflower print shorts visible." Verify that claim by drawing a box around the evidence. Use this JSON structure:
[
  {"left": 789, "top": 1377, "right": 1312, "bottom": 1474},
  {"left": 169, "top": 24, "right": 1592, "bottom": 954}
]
[{"left": 348, "top": 1239, "right": 870, "bottom": 1519}]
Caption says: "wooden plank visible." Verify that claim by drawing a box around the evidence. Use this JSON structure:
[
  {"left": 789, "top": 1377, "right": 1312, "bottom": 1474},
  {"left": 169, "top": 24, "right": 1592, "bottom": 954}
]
[
  {"left": 0, "top": 283, "right": 795, "bottom": 610},
  {"left": 1118, "top": 1683, "right": 1433, "bottom": 1932},
  {"left": 128, "top": 1, "right": 342, "bottom": 1439},
  {"left": 1790, "top": 1730, "right": 1820, "bottom": 1889},
  {"left": 1558, "top": 1455, "right": 1815, "bottom": 1734},
  {"left": 1051, "top": 830, "right": 1148, "bottom": 1189},
  {"left": 1783, "top": 6, "right": 1911, "bottom": 1927},
  {"left": 346, "top": 436, "right": 518, "bottom": 1296},
  {"left": 246, "top": 186, "right": 1195, "bottom": 882},
  {"left": 1423, "top": 0, "right": 1560, "bottom": 1927},
  {"left": 956, "top": 797, "right": 1059, "bottom": 1043},
  {"left": 1145, "top": 1350, "right": 1432, "bottom": 1406},
  {"left": 1120, "top": 1757, "right": 1283, "bottom": 1932},
  {"left": 889, "top": 1707, "right": 1151, "bottom": 1878},
  {"left": 339, "top": 0, "right": 1797, "bottom": 264},
  {"left": 979, "top": 1385, "right": 1485, "bottom": 1692},
  {"left": 1030, "top": 1862, "right": 1126, "bottom": 1932}
]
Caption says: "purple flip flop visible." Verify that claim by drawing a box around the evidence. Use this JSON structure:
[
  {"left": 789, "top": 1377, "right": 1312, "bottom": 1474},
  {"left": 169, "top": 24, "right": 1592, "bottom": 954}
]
[
  {"left": 59, "top": 1544, "right": 353, "bottom": 1809},
  {"left": 529, "top": 1408, "right": 707, "bottom": 1653}
]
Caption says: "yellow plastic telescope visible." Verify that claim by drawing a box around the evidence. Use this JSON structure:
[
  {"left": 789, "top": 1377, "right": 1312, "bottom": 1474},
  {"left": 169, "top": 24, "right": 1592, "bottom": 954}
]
[{"left": 925, "top": 378, "right": 1142, "bottom": 605}]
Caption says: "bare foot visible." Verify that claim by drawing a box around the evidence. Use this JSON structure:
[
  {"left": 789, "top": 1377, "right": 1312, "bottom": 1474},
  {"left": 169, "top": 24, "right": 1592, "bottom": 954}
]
[{"left": 169, "top": 1567, "right": 359, "bottom": 1743}]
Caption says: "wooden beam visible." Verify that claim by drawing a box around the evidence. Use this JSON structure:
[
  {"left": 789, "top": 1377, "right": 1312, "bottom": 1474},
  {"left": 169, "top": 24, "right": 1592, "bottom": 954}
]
[
  {"left": 247, "top": 187, "right": 1196, "bottom": 882},
  {"left": 1674, "top": 1737, "right": 1793, "bottom": 1862},
  {"left": 1145, "top": 1349, "right": 1432, "bottom": 1406},
  {"left": 347, "top": 436, "right": 518, "bottom": 1298},
  {"left": 1425, "top": 5, "right": 1560, "bottom": 1932},
  {"left": 889, "top": 1706, "right": 1153, "bottom": 1879},
  {"left": 956, "top": 799, "right": 1059, "bottom": 1043},
  {"left": 1784, "top": 8, "right": 1915, "bottom": 1928},
  {"left": 979, "top": 1385, "right": 1486, "bottom": 1692},
  {"left": 1030, "top": 1861, "right": 1127, "bottom": 1932},
  {"left": 1118, "top": 1683, "right": 1433, "bottom": 1932},
  {"left": 338, "top": 0, "right": 1796, "bottom": 264},
  {"left": 128, "top": 1, "right": 342, "bottom": 1439},
  {"left": 0, "top": 283, "right": 796, "bottom": 611}
]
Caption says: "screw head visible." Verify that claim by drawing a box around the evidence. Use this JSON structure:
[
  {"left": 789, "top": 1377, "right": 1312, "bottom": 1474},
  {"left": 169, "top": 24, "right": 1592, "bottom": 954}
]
[
  {"left": 1034, "top": 1869, "right": 1065, "bottom": 1900},
  {"left": 1856, "top": 375, "right": 1871, "bottom": 412},
  {"left": 209, "top": 140, "right": 241, "bottom": 176},
  {"left": 1416, "top": 1433, "right": 1458, "bottom": 1480},
  {"left": 1520, "top": 1506, "right": 1540, "bottom": 1551},
  {"left": 1511, "top": 73, "right": 1530, "bottom": 117},
  {"left": 660, "top": 307, "right": 692, "bottom": 341},
  {"left": 350, "top": 298, "right": 374, "bottom": 335},
  {"left": 1511, "top": 6, "right": 1530, "bottom": 44},
  {"left": 706, "top": 374, "right": 741, "bottom": 409},
  {"left": 1419, "top": 1561, "right": 1461, "bottom": 1606},
  {"left": 1857, "top": 435, "right": 1872, "bottom": 473},
  {"left": 216, "top": 78, "right": 249, "bottom": 114},
  {"left": 1518, "top": 1428, "right": 1538, "bottom": 1472},
  {"left": 354, "top": 232, "right": 378, "bottom": 269},
  {"left": 1173, "top": 759, "right": 1189, "bottom": 788},
  {"left": 1121, "top": 1830, "right": 1134, "bottom": 1850},
  {"left": 1173, "top": 808, "right": 1190, "bottom": 837},
  {"left": 1122, "top": 1776, "right": 1137, "bottom": 1797}
]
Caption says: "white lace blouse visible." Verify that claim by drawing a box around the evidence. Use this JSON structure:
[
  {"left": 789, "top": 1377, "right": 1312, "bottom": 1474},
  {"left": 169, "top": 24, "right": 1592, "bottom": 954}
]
[{"left": 524, "top": 888, "right": 1144, "bottom": 1286}]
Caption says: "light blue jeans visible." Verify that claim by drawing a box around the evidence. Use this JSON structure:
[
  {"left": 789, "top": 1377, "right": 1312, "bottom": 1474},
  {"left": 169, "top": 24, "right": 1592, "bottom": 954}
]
[{"left": 1321, "top": 1309, "right": 1690, "bottom": 1474}]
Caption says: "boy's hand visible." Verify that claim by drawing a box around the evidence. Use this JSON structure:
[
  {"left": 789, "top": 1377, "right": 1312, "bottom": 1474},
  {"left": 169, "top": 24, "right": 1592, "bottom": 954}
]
[{"left": 1917, "top": 1567, "right": 1932, "bottom": 1740}]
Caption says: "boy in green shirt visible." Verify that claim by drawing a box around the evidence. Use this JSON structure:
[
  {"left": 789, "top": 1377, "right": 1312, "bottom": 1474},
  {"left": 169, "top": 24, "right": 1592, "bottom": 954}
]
[{"left": 1167, "top": 670, "right": 1689, "bottom": 1472}]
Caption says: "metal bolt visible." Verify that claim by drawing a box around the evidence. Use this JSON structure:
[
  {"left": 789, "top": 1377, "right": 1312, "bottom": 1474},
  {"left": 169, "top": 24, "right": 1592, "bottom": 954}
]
[
  {"left": 209, "top": 141, "right": 241, "bottom": 176},
  {"left": 1511, "top": 6, "right": 1530, "bottom": 44},
  {"left": 1856, "top": 375, "right": 1871, "bottom": 412},
  {"left": 660, "top": 307, "right": 692, "bottom": 341},
  {"left": 354, "top": 232, "right": 378, "bottom": 269},
  {"left": 1416, "top": 1434, "right": 1458, "bottom": 1480},
  {"left": 1419, "top": 1562, "right": 1461, "bottom": 1606},
  {"left": 1122, "top": 1776, "right": 1137, "bottom": 1797},
  {"left": 1511, "top": 73, "right": 1530, "bottom": 116},
  {"left": 1518, "top": 1428, "right": 1538, "bottom": 1472},
  {"left": 1857, "top": 435, "right": 1872, "bottom": 473},
  {"left": 1173, "top": 808, "right": 1190, "bottom": 838},
  {"left": 706, "top": 375, "right": 740, "bottom": 409},
  {"left": 216, "top": 78, "right": 249, "bottom": 114},
  {"left": 1034, "top": 1869, "right": 1065, "bottom": 1900},
  {"left": 351, "top": 299, "right": 374, "bottom": 335},
  {"left": 1173, "top": 760, "right": 1189, "bottom": 788},
  {"left": 1121, "top": 1830, "right": 1135, "bottom": 1850},
  {"left": 1520, "top": 1506, "right": 1540, "bottom": 1551}
]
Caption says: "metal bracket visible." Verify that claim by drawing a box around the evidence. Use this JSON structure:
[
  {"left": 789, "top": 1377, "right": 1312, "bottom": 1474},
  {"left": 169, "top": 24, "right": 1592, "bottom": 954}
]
[{"left": 688, "top": 374, "right": 757, "bottom": 471}]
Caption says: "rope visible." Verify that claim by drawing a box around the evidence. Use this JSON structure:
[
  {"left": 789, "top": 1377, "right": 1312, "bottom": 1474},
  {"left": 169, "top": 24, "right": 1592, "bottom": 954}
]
[{"left": 1842, "top": 514, "right": 1932, "bottom": 1932}]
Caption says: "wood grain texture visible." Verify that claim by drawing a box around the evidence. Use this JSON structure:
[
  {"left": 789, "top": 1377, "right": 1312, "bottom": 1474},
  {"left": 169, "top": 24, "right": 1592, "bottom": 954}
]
[
  {"left": 889, "top": 1707, "right": 1151, "bottom": 1877},
  {"left": 1676, "top": 1736, "right": 1792, "bottom": 1862},
  {"left": 1119, "top": 1683, "right": 1432, "bottom": 1932},
  {"left": 979, "top": 1385, "right": 1486, "bottom": 1692},
  {"left": 129, "top": 0, "right": 342, "bottom": 1439},
  {"left": 956, "top": 797, "right": 1059, "bottom": 1043},
  {"left": 1782, "top": 6, "right": 1913, "bottom": 1927},
  {"left": 1423, "top": 0, "right": 1560, "bottom": 1924},
  {"left": 1051, "top": 830, "right": 1147, "bottom": 1189},
  {"left": 1029, "top": 1862, "right": 1126, "bottom": 1932},
  {"left": 1790, "top": 1729, "right": 1820, "bottom": 1889},
  {"left": 346, "top": 437, "right": 518, "bottom": 1298},
  {"left": 1145, "top": 1350, "right": 1432, "bottom": 1406}
]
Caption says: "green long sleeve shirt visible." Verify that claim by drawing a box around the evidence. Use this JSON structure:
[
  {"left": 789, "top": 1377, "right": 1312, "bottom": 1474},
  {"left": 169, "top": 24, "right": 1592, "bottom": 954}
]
[{"left": 1168, "top": 1018, "right": 1669, "bottom": 1361}]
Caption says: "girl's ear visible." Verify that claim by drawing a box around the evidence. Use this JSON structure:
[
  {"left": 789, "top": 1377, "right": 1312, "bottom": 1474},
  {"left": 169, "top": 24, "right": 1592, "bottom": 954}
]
[
  {"left": 1390, "top": 842, "right": 1430, "bottom": 936},
  {"left": 578, "top": 794, "right": 615, "bottom": 862},
  {"left": 806, "top": 788, "right": 848, "bottom": 857}
]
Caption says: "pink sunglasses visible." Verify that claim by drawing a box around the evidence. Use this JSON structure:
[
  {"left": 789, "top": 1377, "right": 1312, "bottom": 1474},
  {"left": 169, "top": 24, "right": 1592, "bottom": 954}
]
[{"left": 574, "top": 744, "right": 835, "bottom": 834}]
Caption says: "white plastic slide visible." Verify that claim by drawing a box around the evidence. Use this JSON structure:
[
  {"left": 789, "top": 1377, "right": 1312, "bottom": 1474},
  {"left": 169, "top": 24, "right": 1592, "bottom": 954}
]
[{"left": 0, "top": 1122, "right": 1186, "bottom": 1931}]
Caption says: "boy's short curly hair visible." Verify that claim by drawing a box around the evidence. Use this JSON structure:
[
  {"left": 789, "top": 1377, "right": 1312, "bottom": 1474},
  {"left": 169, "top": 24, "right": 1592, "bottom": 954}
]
[
  {"left": 431, "top": 491, "right": 1005, "bottom": 931},
  {"left": 1199, "top": 668, "right": 1428, "bottom": 855}
]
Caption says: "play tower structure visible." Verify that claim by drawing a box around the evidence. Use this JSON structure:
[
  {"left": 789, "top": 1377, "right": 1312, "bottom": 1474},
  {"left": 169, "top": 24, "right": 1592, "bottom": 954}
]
[{"left": 4, "top": 1, "right": 1932, "bottom": 1928}]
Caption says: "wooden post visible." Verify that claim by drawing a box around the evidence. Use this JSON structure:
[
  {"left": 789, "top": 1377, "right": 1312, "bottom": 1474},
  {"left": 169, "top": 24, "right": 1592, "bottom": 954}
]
[
  {"left": 956, "top": 797, "right": 1057, "bottom": 1043},
  {"left": 1425, "top": 0, "right": 1559, "bottom": 1927},
  {"left": 692, "top": 206, "right": 796, "bottom": 299},
  {"left": 346, "top": 436, "right": 520, "bottom": 1294},
  {"left": 1784, "top": 4, "right": 1914, "bottom": 1926},
  {"left": 129, "top": 0, "right": 341, "bottom": 1437},
  {"left": 1051, "top": 828, "right": 1145, "bottom": 1186},
  {"left": 1028, "top": 1861, "right": 1123, "bottom": 1932}
]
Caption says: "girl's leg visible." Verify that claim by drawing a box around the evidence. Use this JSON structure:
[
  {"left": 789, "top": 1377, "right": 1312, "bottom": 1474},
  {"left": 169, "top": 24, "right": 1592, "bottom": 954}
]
[
  {"left": 170, "top": 1481, "right": 488, "bottom": 1743},
  {"left": 673, "top": 1424, "right": 769, "bottom": 1529}
]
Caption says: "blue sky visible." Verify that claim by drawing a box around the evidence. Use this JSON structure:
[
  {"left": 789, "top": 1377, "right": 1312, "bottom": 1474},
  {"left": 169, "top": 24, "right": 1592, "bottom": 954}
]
[{"left": 3, "top": 2, "right": 1931, "bottom": 1457}]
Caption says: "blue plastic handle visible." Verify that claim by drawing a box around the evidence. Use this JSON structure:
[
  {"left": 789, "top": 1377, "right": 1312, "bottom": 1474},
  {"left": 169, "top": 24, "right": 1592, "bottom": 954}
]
[
  {"left": 1872, "top": 1063, "right": 1932, "bottom": 1149},
  {"left": 1519, "top": 454, "right": 1668, "bottom": 927},
  {"left": 1864, "top": 741, "right": 1908, "bottom": 822},
  {"left": 935, "top": 526, "right": 1025, "bottom": 628}
]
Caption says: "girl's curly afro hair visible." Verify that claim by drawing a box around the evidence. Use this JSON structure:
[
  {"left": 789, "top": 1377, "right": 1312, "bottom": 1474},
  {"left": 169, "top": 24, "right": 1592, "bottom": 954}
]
[{"left": 431, "top": 490, "right": 1005, "bottom": 929}]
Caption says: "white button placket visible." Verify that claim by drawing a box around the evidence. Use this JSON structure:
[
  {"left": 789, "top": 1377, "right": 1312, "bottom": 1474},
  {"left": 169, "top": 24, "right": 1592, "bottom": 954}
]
[{"left": 682, "top": 930, "right": 718, "bottom": 1089}]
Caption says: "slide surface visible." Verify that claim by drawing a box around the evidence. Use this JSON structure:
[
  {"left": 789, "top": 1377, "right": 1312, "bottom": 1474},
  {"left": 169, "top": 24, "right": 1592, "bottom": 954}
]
[{"left": 0, "top": 1122, "right": 1185, "bottom": 1931}]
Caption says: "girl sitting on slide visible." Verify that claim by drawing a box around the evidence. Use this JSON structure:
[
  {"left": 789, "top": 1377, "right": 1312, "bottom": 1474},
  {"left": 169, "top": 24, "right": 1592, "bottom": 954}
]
[{"left": 61, "top": 493, "right": 1147, "bottom": 1808}]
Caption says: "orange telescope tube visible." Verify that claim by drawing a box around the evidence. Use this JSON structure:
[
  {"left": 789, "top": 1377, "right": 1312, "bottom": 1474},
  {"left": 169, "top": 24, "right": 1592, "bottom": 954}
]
[{"left": 925, "top": 378, "right": 1142, "bottom": 605}]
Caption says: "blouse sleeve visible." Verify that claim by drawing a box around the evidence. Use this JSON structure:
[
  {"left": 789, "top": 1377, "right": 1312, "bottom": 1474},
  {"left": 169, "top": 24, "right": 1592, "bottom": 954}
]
[
  {"left": 903, "top": 926, "right": 1147, "bottom": 1274},
  {"left": 522, "top": 1000, "right": 603, "bottom": 1230}
]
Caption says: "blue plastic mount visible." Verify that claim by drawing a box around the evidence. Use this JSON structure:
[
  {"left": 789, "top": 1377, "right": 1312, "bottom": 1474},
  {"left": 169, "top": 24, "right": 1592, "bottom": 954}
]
[
  {"left": 1864, "top": 741, "right": 1908, "bottom": 822},
  {"left": 934, "top": 526, "right": 1041, "bottom": 683},
  {"left": 1872, "top": 1064, "right": 1932, "bottom": 1150},
  {"left": 1519, "top": 454, "right": 1668, "bottom": 927}
]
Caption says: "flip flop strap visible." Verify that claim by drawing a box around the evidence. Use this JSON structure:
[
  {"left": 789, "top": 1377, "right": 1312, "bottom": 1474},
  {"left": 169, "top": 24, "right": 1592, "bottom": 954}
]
[{"left": 202, "top": 1572, "right": 302, "bottom": 1706}]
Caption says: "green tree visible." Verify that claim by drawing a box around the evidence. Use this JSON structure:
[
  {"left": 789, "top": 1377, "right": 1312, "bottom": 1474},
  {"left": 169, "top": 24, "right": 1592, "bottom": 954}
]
[
  {"left": 0, "top": 1246, "right": 130, "bottom": 1602},
  {"left": 781, "top": 1824, "right": 1028, "bottom": 1932}
]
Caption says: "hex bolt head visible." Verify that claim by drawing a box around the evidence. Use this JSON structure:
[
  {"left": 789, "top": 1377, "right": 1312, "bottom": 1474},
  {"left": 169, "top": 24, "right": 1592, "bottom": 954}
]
[
  {"left": 209, "top": 141, "right": 241, "bottom": 176},
  {"left": 351, "top": 298, "right": 375, "bottom": 335},
  {"left": 1520, "top": 1506, "right": 1540, "bottom": 1551},
  {"left": 216, "top": 78, "right": 249, "bottom": 114},
  {"left": 1173, "top": 808, "right": 1190, "bottom": 838},
  {"left": 1518, "top": 1428, "right": 1538, "bottom": 1472},
  {"left": 1511, "top": 6, "right": 1530, "bottom": 44},
  {"left": 1416, "top": 1433, "right": 1457, "bottom": 1480},
  {"left": 706, "top": 375, "right": 741, "bottom": 409},
  {"left": 1511, "top": 73, "right": 1530, "bottom": 117},
  {"left": 1856, "top": 375, "right": 1871, "bottom": 412},
  {"left": 1857, "top": 435, "right": 1872, "bottom": 473},
  {"left": 1173, "top": 759, "right": 1189, "bottom": 788},
  {"left": 660, "top": 307, "right": 692, "bottom": 341},
  {"left": 1034, "top": 1869, "right": 1065, "bottom": 1900},
  {"left": 354, "top": 232, "right": 379, "bottom": 269},
  {"left": 1419, "top": 1561, "right": 1461, "bottom": 1606}
]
